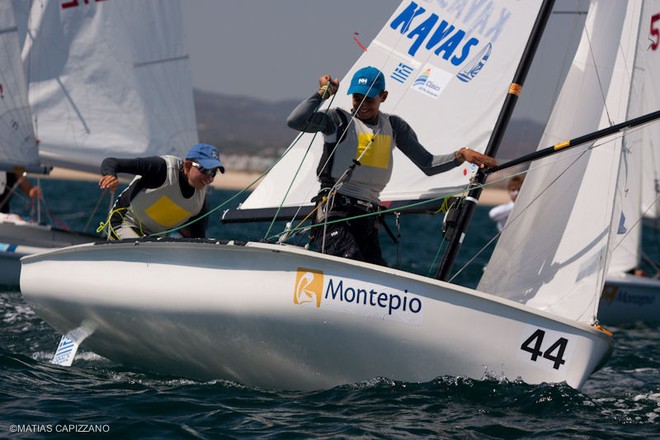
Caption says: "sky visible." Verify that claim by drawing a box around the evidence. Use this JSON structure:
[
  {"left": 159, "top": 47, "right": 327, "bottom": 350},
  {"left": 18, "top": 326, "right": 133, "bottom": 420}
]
[
  {"left": 181, "top": 1, "right": 586, "bottom": 124},
  {"left": 181, "top": 0, "right": 402, "bottom": 101}
]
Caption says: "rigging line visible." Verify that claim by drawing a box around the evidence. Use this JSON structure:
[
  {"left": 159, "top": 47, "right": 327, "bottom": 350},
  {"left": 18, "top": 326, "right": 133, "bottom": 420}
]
[
  {"left": 317, "top": 127, "right": 383, "bottom": 252},
  {"left": 451, "top": 143, "right": 612, "bottom": 284},
  {"left": 265, "top": 92, "right": 340, "bottom": 240},
  {"left": 150, "top": 154, "right": 285, "bottom": 238},
  {"left": 485, "top": 110, "right": 660, "bottom": 174},
  {"left": 582, "top": 19, "right": 614, "bottom": 126},
  {"left": 266, "top": 178, "right": 489, "bottom": 243},
  {"left": 610, "top": 192, "right": 660, "bottom": 253},
  {"left": 264, "top": 131, "right": 322, "bottom": 240},
  {"left": 446, "top": 169, "right": 530, "bottom": 283},
  {"left": 274, "top": 11, "right": 416, "bottom": 239},
  {"left": 82, "top": 190, "right": 107, "bottom": 233}
]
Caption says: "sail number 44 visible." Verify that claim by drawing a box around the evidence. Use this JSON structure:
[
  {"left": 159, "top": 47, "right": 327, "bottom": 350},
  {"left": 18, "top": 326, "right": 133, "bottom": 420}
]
[{"left": 520, "top": 329, "right": 568, "bottom": 370}]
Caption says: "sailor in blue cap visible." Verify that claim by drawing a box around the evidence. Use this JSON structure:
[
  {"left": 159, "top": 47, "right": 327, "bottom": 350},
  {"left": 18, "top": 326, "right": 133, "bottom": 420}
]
[
  {"left": 287, "top": 66, "right": 496, "bottom": 265},
  {"left": 98, "top": 143, "right": 225, "bottom": 240}
]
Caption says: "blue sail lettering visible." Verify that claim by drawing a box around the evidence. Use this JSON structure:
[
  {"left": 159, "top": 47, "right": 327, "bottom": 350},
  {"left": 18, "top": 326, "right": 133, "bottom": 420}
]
[
  {"left": 425, "top": 19, "right": 455, "bottom": 52},
  {"left": 434, "top": 29, "right": 465, "bottom": 61},
  {"left": 407, "top": 14, "right": 439, "bottom": 56},
  {"left": 452, "top": 37, "right": 479, "bottom": 65},
  {"left": 390, "top": 1, "right": 427, "bottom": 34},
  {"left": 390, "top": 1, "right": 482, "bottom": 63}
]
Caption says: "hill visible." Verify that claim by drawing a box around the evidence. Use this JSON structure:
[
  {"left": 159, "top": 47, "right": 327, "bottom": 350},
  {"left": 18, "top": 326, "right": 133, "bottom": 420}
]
[{"left": 193, "top": 90, "right": 546, "bottom": 172}]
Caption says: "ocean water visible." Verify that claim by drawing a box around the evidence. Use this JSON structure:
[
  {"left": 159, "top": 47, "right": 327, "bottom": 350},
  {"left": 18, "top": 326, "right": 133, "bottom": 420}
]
[{"left": 2, "top": 180, "right": 659, "bottom": 439}]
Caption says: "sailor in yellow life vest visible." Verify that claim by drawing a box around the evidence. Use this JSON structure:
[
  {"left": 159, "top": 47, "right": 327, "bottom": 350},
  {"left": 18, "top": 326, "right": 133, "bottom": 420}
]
[
  {"left": 98, "top": 143, "right": 224, "bottom": 240},
  {"left": 287, "top": 66, "right": 496, "bottom": 265}
]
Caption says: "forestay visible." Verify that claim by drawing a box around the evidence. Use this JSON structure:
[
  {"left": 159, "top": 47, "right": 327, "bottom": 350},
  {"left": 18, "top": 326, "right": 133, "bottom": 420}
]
[
  {"left": 240, "top": 0, "right": 544, "bottom": 212},
  {"left": 13, "top": 0, "right": 198, "bottom": 173},
  {"left": 0, "top": 0, "right": 38, "bottom": 170},
  {"left": 479, "top": 1, "right": 643, "bottom": 324}
]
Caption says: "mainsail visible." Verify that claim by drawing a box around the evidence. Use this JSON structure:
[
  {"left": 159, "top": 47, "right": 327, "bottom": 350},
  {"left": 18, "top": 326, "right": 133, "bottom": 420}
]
[
  {"left": 13, "top": 0, "right": 198, "bottom": 173},
  {"left": 479, "top": 0, "right": 644, "bottom": 323},
  {"left": 0, "top": 0, "right": 39, "bottom": 171},
  {"left": 238, "top": 1, "right": 545, "bottom": 213}
]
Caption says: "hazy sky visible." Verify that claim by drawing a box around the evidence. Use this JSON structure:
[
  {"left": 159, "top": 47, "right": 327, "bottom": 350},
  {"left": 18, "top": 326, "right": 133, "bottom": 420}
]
[
  {"left": 181, "top": 1, "right": 586, "bottom": 124},
  {"left": 181, "top": 0, "right": 401, "bottom": 101}
]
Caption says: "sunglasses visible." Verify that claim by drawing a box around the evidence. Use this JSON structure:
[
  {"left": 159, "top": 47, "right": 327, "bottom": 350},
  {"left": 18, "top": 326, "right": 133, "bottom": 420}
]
[{"left": 191, "top": 162, "right": 219, "bottom": 177}]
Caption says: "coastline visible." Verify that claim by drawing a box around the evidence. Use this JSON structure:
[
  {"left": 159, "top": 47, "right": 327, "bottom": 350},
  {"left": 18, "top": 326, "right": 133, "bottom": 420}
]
[{"left": 41, "top": 168, "right": 509, "bottom": 206}]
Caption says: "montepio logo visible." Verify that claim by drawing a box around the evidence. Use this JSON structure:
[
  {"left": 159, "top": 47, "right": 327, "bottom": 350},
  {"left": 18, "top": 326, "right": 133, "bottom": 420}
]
[
  {"left": 293, "top": 267, "right": 424, "bottom": 325},
  {"left": 294, "top": 268, "right": 324, "bottom": 307}
]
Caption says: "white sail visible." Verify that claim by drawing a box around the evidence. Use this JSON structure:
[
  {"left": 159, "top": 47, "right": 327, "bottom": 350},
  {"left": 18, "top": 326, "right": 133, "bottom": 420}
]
[
  {"left": 0, "top": 0, "right": 198, "bottom": 287},
  {"left": 608, "top": 0, "right": 660, "bottom": 274},
  {"left": 639, "top": 1, "right": 660, "bottom": 221},
  {"left": 15, "top": 0, "right": 198, "bottom": 173},
  {"left": 479, "top": 0, "right": 643, "bottom": 324},
  {"left": 0, "top": 0, "right": 38, "bottom": 170},
  {"left": 596, "top": 0, "right": 660, "bottom": 326},
  {"left": 241, "top": 0, "right": 544, "bottom": 211}
]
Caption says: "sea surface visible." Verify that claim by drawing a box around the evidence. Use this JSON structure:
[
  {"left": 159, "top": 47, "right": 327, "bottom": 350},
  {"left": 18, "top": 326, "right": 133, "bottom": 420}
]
[{"left": 2, "top": 180, "right": 659, "bottom": 439}]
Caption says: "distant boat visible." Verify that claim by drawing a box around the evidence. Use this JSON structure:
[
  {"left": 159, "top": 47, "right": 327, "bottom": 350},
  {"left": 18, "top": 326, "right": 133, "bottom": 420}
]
[
  {"left": 0, "top": 0, "right": 94, "bottom": 286},
  {"left": 22, "top": 0, "right": 658, "bottom": 391},
  {"left": 0, "top": 0, "right": 198, "bottom": 286},
  {"left": 598, "top": 12, "right": 660, "bottom": 325}
]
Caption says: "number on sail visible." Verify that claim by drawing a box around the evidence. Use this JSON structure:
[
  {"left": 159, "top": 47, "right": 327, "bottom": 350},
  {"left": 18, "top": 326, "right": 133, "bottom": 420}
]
[
  {"left": 651, "top": 13, "right": 659, "bottom": 51},
  {"left": 520, "top": 329, "right": 568, "bottom": 370}
]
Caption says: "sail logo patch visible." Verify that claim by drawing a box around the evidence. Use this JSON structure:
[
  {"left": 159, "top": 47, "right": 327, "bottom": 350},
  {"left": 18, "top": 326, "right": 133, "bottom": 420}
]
[
  {"left": 411, "top": 65, "right": 453, "bottom": 99},
  {"left": 457, "top": 43, "right": 492, "bottom": 83},
  {"left": 390, "top": 62, "right": 415, "bottom": 84},
  {"left": 294, "top": 268, "right": 324, "bottom": 307}
]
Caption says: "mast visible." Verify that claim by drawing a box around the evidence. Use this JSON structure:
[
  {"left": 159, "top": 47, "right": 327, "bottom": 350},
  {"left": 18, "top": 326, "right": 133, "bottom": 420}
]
[{"left": 435, "top": 0, "right": 557, "bottom": 281}]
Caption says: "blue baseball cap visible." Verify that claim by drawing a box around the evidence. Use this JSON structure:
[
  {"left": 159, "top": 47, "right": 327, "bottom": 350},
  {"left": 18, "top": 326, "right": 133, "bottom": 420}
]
[
  {"left": 347, "top": 66, "right": 386, "bottom": 98},
  {"left": 186, "top": 143, "right": 225, "bottom": 173}
]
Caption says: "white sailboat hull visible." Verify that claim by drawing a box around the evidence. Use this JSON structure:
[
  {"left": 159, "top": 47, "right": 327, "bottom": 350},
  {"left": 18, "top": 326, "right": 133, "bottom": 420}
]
[
  {"left": 20, "top": 240, "right": 612, "bottom": 390},
  {"left": 0, "top": 214, "right": 96, "bottom": 286},
  {"left": 600, "top": 273, "right": 660, "bottom": 325}
]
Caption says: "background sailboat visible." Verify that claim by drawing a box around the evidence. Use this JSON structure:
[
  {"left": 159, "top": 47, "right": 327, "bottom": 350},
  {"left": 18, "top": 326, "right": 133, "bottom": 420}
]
[
  {"left": 598, "top": 3, "right": 660, "bottom": 325},
  {"left": 0, "top": 0, "right": 93, "bottom": 286},
  {"left": 0, "top": 0, "right": 198, "bottom": 285},
  {"left": 19, "top": 0, "right": 619, "bottom": 391}
]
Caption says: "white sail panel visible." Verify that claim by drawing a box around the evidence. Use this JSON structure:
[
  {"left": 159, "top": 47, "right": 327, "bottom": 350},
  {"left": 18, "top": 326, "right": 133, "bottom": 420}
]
[
  {"left": 609, "top": 0, "right": 660, "bottom": 272},
  {"left": 640, "top": 0, "right": 660, "bottom": 220},
  {"left": 479, "top": 0, "right": 642, "bottom": 324},
  {"left": 0, "top": 0, "right": 38, "bottom": 170},
  {"left": 18, "top": 0, "right": 198, "bottom": 173},
  {"left": 241, "top": 0, "right": 544, "bottom": 210}
]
